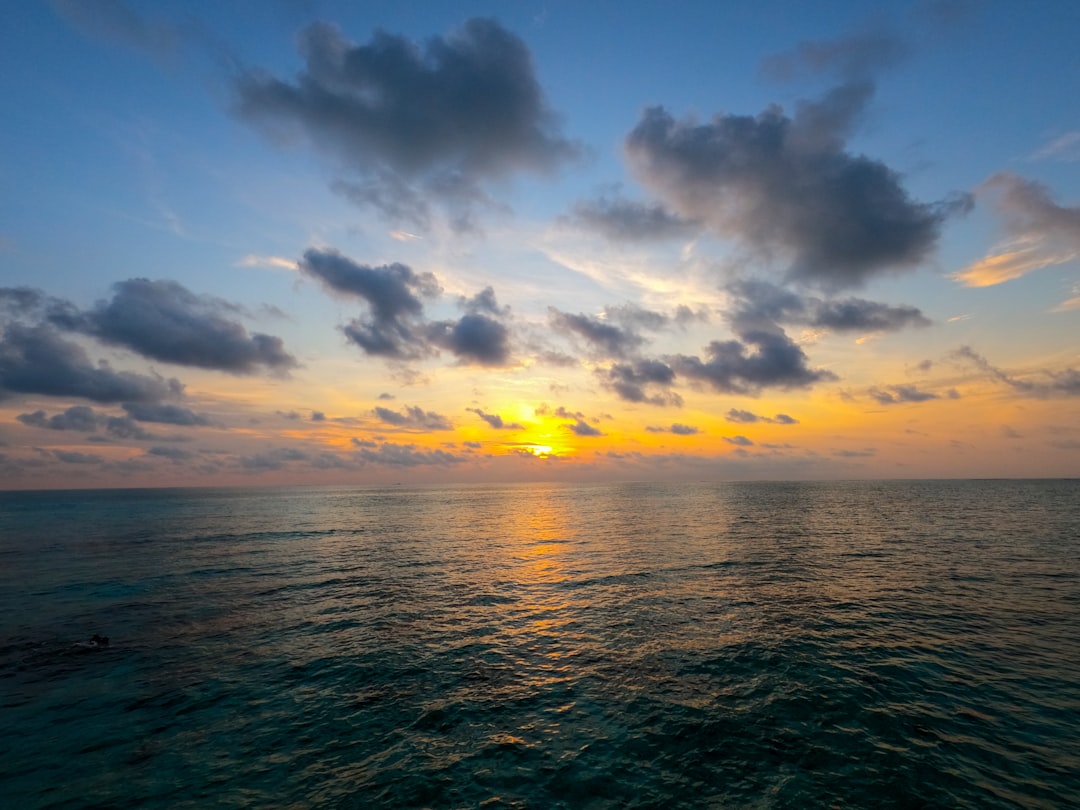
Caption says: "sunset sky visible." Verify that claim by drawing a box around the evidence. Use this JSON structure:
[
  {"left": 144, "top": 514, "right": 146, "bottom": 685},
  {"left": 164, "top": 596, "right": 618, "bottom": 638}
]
[{"left": 1, "top": 0, "right": 1078, "bottom": 488}]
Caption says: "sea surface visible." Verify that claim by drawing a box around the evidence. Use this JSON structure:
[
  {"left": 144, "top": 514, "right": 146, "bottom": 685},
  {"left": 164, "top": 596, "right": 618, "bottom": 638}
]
[{"left": 1, "top": 479, "right": 1078, "bottom": 808}]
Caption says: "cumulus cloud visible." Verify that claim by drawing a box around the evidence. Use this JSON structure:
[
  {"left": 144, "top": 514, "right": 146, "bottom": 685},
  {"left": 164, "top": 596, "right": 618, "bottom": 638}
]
[
  {"left": 467, "top": 408, "right": 523, "bottom": 430},
  {"left": 952, "top": 173, "right": 1080, "bottom": 287},
  {"left": 724, "top": 435, "right": 755, "bottom": 447},
  {"left": 669, "top": 329, "right": 835, "bottom": 396},
  {"left": 18, "top": 405, "right": 100, "bottom": 432},
  {"left": 725, "top": 408, "right": 798, "bottom": 424},
  {"left": 0, "top": 323, "right": 181, "bottom": 404},
  {"left": 625, "top": 83, "right": 969, "bottom": 291},
  {"left": 234, "top": 18, "right": 578, "bottom": 229},
  {"left": 867, "top": 384, "right": 940, "bottom": 404},
  {"left": 601, "top": 360, "right": 682, "bottom": 406},
  {"left": 646, "top": 423, "right": 701, "bottom": 435},
  {"left": 121, "top": 402, "right": 212, "bottom": 426},
  {"left": 66, "top": 279, "right": 297, "bottom": 374},
  {"left": 425, "top": 313, "right": 511, "bottom": 366},
  {"left": 373, "top": 405, "right": 452, "bottom": 430},
  {"left": 565, "top": 418, "right": 604, "bottom": 437},
  {"left": 725, "top": 278, "right": 930, "bottom": 334},
  {"left": 301, "top": 247, "right": 512, "bottom": 365}
]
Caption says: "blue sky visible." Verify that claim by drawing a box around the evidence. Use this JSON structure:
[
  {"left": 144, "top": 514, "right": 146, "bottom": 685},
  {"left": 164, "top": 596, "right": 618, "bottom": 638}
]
[{"left": 1, "top": 0, "right": 1078, "bottom": 488}]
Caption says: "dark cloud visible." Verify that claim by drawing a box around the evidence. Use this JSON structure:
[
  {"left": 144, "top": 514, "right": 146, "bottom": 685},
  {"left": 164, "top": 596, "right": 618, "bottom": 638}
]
[
  {"left": 467, "top": 408, "right": 523, "bottom": 430},
  {"left": 952, "top": 345, "right": 1080, "bottom": 397},
  {"left": 234, "top": 18, "right": 578, "bottom": 228},
  {"left": 724, "top": 435, "right": 755, "bottom": 447},
  {"left": 373, "top": 405, "right": 452, "bottom": 430},
  {"left": 301, "top": 248, "right": 440, "bottom": 360},
  {"left": 66, "top": 279, "right": 297, "bottom": 375},
  {"left": 867, "top": 384, "right": 940, "bottom": 405},
  {"left": 0, "top": 324, "right": 181, "bottom": 404},
  {"left": 425, "top": 313, "right": 511, "bottom": 366},
  {"left": 626, "top": 84, "right": 970, "bottom": 291},
  {"left": 18, "top": 406, "right": 99, "bottom": 432},
  {"left": 725, "top": 408, "right": 799, "bottom": 424},
  {"left": 304, "top": 249, "right": 510, "bottom": 366},
  {"left": 122, "top": 402, "right": 212, "bottom": 426},
  {"left": 810, "top": 299, "right": 930, "bottom": 332},
  {"left": 565, "top": 418, "right": 604, "bottom": 437},
  {"left": 669, "top": 326, "right": 835, "bottom": 396},
  {"left": 567, "top": 194, "right": 698, "bottom": 242},
  {"left": 601, "top": 360, "right": 682, "bottom": 406},
  {"left": 760, "top": 31, "right": 911, "bottom": 82},
  {"left": 727, "top": 278, "right": 930, "bottom": 332},
  {"left": 377, "top": 392, "right": 395, "bottom": 400},
  {"left": 549, "top": 308, "right": 644, "bottom": 359},
  {"left": 311, "top": 411, "right": 326, "bottom": 421},
  {"left": 646, "top": 423, "right": 701, "bottom": 435}
]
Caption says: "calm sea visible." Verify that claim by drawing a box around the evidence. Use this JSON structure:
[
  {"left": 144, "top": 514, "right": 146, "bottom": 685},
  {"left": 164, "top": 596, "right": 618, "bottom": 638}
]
[{"left": 1, "top": 480, "right": 1078, "bottom": 808}]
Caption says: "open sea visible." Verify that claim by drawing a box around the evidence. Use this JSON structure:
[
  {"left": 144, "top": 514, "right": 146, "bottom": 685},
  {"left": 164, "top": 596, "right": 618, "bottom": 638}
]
[{"left": 1, "top": 479, "right": 1078, "bottom": 808}]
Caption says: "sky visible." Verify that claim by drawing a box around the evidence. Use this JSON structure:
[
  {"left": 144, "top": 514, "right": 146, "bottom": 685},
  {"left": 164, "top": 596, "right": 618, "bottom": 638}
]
[{"left": 1, "top": 0, "right": 1078, "bottom": 489}]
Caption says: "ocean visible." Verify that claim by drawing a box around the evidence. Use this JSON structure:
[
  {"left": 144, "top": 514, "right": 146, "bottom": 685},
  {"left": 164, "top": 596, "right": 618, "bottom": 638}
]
[{"left": 1, "top": 479, "right": 1078, "bottom": 808}]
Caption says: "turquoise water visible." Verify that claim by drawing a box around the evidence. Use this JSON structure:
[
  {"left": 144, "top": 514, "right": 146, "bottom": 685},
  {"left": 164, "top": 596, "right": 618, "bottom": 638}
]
[{"left": 1, "top": 480, "right": 1078, "bottom": 808}]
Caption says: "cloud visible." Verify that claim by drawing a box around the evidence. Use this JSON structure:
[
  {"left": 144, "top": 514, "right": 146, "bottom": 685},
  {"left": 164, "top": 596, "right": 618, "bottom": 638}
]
[
  {"left": 724, "top": 435, "right": 755, "bottom": 447},
  {"left": 809, "top": 298, "right": 931, "bottom": 332},
  {"left": 122, "top": 402, "right": 212, "bottom": 426},
  {"left": 0, "top": 323, "right": 181, "bottom": 403},
  {"left": 549, "top": 308, "right": 644, "bottom": 359},
  {"left": 725, "top": 408, "right": 798, "bottom": 424},
  {"left": 53, "top": 450, "right": 104, "bottom": 465},
  {"left": 60, "top": 279, "right": 296, "bottom": 374},
  {"left": 146, "top": 446, "right": 194, "bottom": 462},
  {"left": 234, "top": 18, "right": 578, "bottom": 228},
  {"left": 467, "top": 408, "right": 523, "bottom": 430},
  {"left": 669, "top": 329, "right": 835, "bottom": 396},
  {"left": 300, "top": 248, "right": 440, "bottom": 359},
  {"left": 601, "top": 360, "right": 682, "bottom": 406},
  {"left": 646, "top": 423, "right": 701, "bottom": 435},
  {"left": 625, "top": 84, "right": 969, "bottom": 290},
  {"left": 867, "top": 384, "right": 940, "bottom": 404},
  {"left": 566, "top": 194, "right": 698, "bottom": 242},
  {"left": 953, "top": 173, "right": 1080, "bottom": 287},
  {"left": 425, "top": 313, "right": 511, "bottom": 366},
  {"left": 50, "top": 0, "right": 181, "bottom": 60},
  {"left": 459, "top": 286, "right": 509, "bottom": 317},
  {"left": 1030, "top": 131, "right": 1080, "bottom": 163},
  {"left": 302, "top": 248, "right": 511, "bottom": 366},
  {"left": 760, "top": 31, "right": 911, "bottom": 82},
  {"left": 565, "top": 418, "right": 604, "bottom": 437},
  {"left": 354, "top": 442, "right": 465, "bottom": 466},
  {"left": 18, "top": 406, "right": 99, "bottom": 432},
  {"left": 951, "top": 345, "right": 1080, "bottom": 397},
  {"left": 725, "top": 278, "right": 930, "bottom": 334},
  {"left": 373, "top": 405, "right": 452, "bottom": 430}
]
